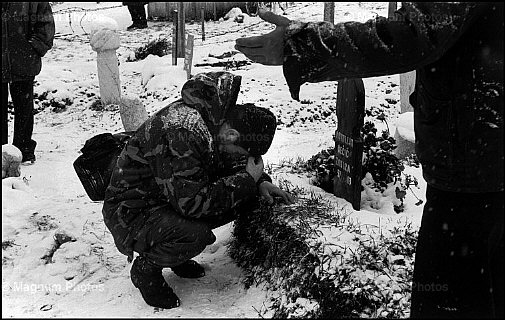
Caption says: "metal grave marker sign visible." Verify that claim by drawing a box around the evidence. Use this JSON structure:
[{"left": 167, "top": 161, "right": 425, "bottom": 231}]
[
  {"left": 334, "top": 78, "right": 365, "bottom": 210},
  {"left": 183, "top": 34, "right": 194, "bottom": 79}
]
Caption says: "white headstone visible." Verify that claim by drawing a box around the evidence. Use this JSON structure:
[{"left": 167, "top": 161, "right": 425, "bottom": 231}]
[
  {"left": 400, "top": 71, "right": 416, "bottom": 113},
  {"left": 119, "top": 96, "right": 149, "bottom": 132}
]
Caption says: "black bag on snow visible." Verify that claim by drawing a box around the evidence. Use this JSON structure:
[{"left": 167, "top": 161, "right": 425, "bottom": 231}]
[{"left": 73, "top": 132, "right": 134, "bottom": 201}]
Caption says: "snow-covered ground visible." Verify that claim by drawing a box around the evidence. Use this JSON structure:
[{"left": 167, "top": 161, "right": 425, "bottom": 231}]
[{"left": 2, "top": 2, "right": 425, "bottom": 317}]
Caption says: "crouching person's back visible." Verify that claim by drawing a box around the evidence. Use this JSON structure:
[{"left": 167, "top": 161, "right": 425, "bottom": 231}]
[{"left": 102, "top": 71, "right": 293, "bottom": 309}]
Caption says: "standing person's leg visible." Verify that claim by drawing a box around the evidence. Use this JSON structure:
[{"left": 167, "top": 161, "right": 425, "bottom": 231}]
[
  {"left": 127, "top": 5, "right": 139, "bottom": 29},
  {"left": 136, "top": 3, "right": 147, "bottom": 26},
  {"left": 10, "top": 79, "right": 36, "bottom": 162},
  {"left": 127, "top": 4, "right": 147, "bottom": 29},
  {"left": 2, "top": 83, "right": 9, "bottom": 145},
  {"left": 410, "top": 186, "right": 504, "bottom": 318}
]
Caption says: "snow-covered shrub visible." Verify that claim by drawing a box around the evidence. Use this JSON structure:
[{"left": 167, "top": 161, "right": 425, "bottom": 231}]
[
  {"left": 229, "top": 182, "right": 417, "bottom": 318},
  {"left": 89, "top": 98, "right": 120, "bottom": 112},
  {"left": 34, "top": 87, "right": 73, "bottom": 114},
  {"left": 129, "top": 38, "right": 170, "bottom": 61},
  {"left": 305, "top": 121, "right": 421, "bottom": 212}
]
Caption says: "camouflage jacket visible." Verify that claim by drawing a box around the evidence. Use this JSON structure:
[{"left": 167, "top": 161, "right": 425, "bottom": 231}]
[
  {"left": 283, "top": 2, "right": 503, "bottom": 193},
  {"left": 102, "top": 72, "right": 271, "bottom": 258}
]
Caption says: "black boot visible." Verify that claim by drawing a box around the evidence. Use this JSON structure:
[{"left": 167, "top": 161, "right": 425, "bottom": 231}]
[
  {"left": 171, "top": 259, "right": 206, "bottom": 279},
  {"left": 130, "top": 256, "right": 180, "bottom": 309}
]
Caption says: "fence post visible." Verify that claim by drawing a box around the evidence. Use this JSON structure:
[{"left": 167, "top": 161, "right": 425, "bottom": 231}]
[
  {"left": 201, "top": 7, "right": 205, "bottom": 41},
  {"left": 172, "top": 10, "right": 178, "bottom": 65},
  {"left": 323, "top": 2, "right": 335, "bottom": 24},
  {"left": 177, "top": 2, "right": 185, "bottom": 58},
  {"left": 388, "top": 1, "right": 397, "bottom": 18}
]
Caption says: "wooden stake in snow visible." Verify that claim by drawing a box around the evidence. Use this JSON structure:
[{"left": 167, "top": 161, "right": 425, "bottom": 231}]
[
  {"left": 201, "top": 7, "right": 205, "bottom": 41},
  {"left": 177, "top": 2, "right": 185, "bottom": 58},
  {"left": 323, "top": 2, "right": 335, "bottom": 24},
  {"left": 172, "top": 10, "right": 178, "bottom": 65},
  {"left": 388, "top": 1, "right": 397, "bottom": 19},
  {"left": 89, "top": 19, "right": 121, "bottom": 106}
]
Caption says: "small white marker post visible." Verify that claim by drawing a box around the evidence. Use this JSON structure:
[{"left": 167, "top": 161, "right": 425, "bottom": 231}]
[{"left": 183, "top": 34, "right": 195, "bottom": 79}]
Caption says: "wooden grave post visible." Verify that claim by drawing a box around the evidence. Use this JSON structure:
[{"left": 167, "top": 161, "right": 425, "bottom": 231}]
[
  {"left": 172, "top": 10, "right": 178, "bottom": 65},
  {"left": 388, "top": 1, "right": 397, "bottom": 19},
  {"left": 177, "top": 2, "right": 185, "bottom": 58},
  {"left": 201, "top": 7, "right": 205, "bottom": 41},
  {"left": 183, "top": 34, "right": 195, "bottom": 80},
  {"left": 333, "top": 79, "right": 365, "bottom": 211},
  {"left": 324, "top": 2, "right": 335, "bottom": 24}
]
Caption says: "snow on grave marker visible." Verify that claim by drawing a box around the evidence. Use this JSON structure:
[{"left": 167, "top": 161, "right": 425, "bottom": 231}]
[
  {"left": 333, "top": 79, "right": 365, "bottom": 211},
  {"left": 184, "top": 34, "right": 195, "bottom": 79},
  {"left": 89, "top": 16, "right": 121, "bottom": 106}
]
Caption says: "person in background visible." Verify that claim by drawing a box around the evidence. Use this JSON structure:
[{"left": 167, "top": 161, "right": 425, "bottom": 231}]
[
  {"left": 2, "top": 2, "right": 55, "bottom": 163},
  {"left": 124, "top": 2, "right": 148, "bottom": 30},
  {"left": 102, "top": 71, "right": 294, "bottom": 309},
  {"left": 235, "top": 3, "right": 503, "bottom": 319}
]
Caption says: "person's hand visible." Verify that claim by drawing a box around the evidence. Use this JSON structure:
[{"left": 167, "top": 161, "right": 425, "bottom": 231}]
[
  {"left": 246, "top": 156, "right": 264, "bottom": 182},
  {"left": 235, "top": 8, "right": 291, "bottom": 65},
  {"left": 258, "top": 181, "right": 296, "bottom": 205}
]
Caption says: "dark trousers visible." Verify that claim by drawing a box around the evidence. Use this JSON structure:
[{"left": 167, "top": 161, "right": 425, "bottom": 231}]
[
  {"left": 132, "top": 201, "right": 257, "bottom": 268},
  {"left": 2, "top": 80, "right": 36, "bottom": 155},
  {"left": 127, "top": 4, "right": 147, "bottom": 25},
  {"left": 410, "top": 186, "right": 504, "bottom": 318}
]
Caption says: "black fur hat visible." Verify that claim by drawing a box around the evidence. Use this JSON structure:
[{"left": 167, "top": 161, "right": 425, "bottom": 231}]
[{"left": 226, "top": 103, "right": 277, "bottom": 156}]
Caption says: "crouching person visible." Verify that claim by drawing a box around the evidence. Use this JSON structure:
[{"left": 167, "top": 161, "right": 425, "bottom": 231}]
[{"left": 102, "top": 71, "right": 294, "bottom": 309}]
